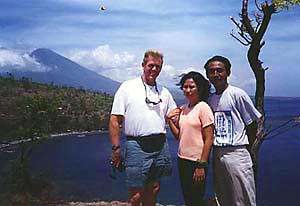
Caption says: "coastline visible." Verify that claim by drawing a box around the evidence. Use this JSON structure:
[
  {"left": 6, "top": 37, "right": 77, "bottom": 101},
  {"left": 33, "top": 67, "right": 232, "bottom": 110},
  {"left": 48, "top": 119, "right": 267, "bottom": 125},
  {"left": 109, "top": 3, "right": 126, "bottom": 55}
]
[{"left": 0, "top": 129, "right": 109, "bottom": 150}]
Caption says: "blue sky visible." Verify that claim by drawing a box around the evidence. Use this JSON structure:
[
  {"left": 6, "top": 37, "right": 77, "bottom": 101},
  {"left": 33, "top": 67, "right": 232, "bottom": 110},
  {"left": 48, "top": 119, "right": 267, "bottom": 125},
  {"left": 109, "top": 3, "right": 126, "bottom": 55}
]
[{"left": 0, "top": 0, "right": 300, "bottom": 97}]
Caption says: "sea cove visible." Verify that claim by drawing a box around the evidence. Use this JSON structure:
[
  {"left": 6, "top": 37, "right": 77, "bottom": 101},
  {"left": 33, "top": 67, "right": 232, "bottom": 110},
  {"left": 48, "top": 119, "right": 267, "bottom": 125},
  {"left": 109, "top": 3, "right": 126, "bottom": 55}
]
[{"left": 1, "top": 96, "right": 300, "bottom": 206}]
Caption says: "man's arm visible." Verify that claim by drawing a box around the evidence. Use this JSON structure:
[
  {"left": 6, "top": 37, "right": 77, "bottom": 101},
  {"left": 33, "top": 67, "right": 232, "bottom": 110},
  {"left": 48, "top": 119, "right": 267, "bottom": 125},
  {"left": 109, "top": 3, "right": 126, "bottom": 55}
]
[
  {"left": 246, "top": 121, "right": 258, "bottom": 153},
  {"left": 235, "top": 92, "right": 261, "bottom": 153},
  {"left": 109, "top": 114, "right": 123, "bottom": 167},
  {"left": 109, "top": 114, "right": 123, "bottom": 146}
]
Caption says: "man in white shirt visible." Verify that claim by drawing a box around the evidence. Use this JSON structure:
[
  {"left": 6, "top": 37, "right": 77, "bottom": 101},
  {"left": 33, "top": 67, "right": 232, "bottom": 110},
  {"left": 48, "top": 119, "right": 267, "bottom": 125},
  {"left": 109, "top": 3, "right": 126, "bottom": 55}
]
[
  {"left": 109, "top": 50, "right": 177, "bottom": 206},
  {"left": 205, "top": 55, "right": 261, "bottom": 206}
]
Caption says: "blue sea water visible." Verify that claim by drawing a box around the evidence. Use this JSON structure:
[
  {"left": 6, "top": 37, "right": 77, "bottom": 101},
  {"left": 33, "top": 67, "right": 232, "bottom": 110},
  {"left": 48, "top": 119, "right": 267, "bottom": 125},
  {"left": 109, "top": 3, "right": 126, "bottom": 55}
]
[{"left": 1, "top": 96, "right": 300, "bottom": 206}]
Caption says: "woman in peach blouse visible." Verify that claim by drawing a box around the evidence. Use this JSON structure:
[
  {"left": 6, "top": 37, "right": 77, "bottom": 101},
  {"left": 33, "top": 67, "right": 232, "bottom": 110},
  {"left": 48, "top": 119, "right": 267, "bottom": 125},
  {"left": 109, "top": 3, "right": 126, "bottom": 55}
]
[{"left": 168, "top": 71, "right": 214, "bottom": 206}]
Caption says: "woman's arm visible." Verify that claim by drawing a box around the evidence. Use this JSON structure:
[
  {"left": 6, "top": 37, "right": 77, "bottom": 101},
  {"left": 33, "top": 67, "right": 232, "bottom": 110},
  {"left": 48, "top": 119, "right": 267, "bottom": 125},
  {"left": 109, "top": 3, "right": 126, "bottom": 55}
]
[
  {"left": 200, "top": 124, "right": 214, "bottom": 162},
  {"left": 167, "top": 108, "right": 181, "bottom": 140},
  {"left": 193, "top": 123, "right": 214, "bottom": 183}
]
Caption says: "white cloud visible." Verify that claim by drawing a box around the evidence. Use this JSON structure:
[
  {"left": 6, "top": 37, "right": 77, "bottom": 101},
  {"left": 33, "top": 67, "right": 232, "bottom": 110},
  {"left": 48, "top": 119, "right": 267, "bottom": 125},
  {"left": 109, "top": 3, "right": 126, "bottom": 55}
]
[
  {"left": 0, "top": 49, "right": 26, "bottom": 67},
  {"left": 68, "top": 45, "right": 137, "bottom": 70},
  {"left": 101, "top": 66, "right": 141, "bottom": 83},
  {"left": 67, "top": 45, "right": 142, "bottom": 82},
  {"left": 0, "top": 48, "right": 49, "bottom": 72},
  {"left": 66, "top": 45, "right": 206, "bottom": 87}
]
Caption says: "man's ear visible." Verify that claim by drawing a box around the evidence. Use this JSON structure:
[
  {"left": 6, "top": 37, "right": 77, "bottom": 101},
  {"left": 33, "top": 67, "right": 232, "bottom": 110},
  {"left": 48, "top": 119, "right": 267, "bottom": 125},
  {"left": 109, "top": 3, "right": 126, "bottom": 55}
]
[{"left": 227, "top": 70, "right": 231, "bottom": 76}]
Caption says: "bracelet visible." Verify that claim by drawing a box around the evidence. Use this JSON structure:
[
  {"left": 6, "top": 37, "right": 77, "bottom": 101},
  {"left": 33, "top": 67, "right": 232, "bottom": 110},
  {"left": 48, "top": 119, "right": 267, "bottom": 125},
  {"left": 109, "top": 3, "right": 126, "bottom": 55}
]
[
  {"left": 112, "top": 145, "right": 120, "bottom": 151},
  {"left": 196, "top": 159, "right": 208, "bottom": 168}
]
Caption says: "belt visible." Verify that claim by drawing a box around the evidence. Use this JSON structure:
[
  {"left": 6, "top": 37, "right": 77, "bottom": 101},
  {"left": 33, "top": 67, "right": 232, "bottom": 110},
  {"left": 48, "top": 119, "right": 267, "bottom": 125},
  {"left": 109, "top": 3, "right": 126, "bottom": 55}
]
[
  {"left": 126, "top": 133, "right": 165, "bottom": 141},
  {"left": 126, "top": 133, "right": 166, "bottom": 153}
]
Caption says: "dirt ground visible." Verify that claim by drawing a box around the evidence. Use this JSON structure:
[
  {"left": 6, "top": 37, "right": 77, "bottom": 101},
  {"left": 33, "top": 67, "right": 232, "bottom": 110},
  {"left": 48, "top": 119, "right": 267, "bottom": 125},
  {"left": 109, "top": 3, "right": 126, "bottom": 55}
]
[
  {"left": 57, "top": 200, "right": 218, "bottom": 206},
  {"left": 63, "top": 201, "right": 130, "bottom": 206}
]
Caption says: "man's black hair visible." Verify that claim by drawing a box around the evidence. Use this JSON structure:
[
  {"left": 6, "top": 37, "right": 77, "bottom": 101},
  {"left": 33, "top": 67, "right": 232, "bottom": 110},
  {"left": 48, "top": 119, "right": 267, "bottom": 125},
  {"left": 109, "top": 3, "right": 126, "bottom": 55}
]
[{"left": 204, "top": 55, "right": 231, "bottom": 75}]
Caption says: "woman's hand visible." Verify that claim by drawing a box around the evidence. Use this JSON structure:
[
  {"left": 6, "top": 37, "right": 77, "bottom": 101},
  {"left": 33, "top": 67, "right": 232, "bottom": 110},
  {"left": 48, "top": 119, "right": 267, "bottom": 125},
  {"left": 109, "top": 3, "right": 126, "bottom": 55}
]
[
  {"left": 193, "top": 168, "right": 205, "bottom": 183},
  {"left": 167, "top": 108, "right": 181, "bottom": 126}
]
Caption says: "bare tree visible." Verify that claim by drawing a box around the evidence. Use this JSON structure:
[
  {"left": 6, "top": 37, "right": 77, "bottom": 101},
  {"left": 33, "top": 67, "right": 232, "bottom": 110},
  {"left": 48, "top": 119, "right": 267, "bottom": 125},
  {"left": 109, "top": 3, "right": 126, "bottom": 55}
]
[{"left": 230, "top": 0, "right": 300, "bottom": 163}]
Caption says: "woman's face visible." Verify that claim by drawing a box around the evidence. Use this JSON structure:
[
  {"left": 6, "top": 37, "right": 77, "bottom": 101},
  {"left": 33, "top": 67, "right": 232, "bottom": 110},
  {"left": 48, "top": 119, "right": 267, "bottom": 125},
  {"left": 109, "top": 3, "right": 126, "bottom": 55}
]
[{"left": 182, "top": 78, "right": 199, "bottom": 101}]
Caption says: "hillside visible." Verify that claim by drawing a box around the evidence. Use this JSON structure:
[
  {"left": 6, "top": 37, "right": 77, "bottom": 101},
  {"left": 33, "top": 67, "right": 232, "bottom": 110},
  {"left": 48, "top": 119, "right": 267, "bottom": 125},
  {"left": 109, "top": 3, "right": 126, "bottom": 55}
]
[
  {"left": 0, "top": 48, "right": 120, "bottom": 95},
  {"left": 0, "top": 75, "right": 113, "bottom": 142}
]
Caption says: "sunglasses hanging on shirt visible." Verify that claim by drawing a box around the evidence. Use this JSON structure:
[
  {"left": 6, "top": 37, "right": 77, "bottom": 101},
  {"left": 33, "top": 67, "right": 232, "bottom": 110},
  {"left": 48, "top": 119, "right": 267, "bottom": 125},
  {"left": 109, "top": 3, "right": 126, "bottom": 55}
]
[{"left": 141, "top": 77, "right": 162, "bottom": 105}]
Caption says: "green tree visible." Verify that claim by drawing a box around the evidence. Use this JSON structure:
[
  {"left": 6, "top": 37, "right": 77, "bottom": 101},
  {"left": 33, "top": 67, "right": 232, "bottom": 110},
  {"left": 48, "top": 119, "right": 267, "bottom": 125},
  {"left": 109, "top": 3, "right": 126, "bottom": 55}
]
[{"left": 17, "top": 95, "right": 61, "bottom": 137}]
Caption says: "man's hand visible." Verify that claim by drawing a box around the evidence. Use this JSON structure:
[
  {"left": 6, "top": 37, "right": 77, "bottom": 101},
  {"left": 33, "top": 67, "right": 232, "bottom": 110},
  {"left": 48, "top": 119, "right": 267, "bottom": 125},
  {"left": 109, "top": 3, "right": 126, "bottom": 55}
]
[
  {"left": 111, "top": 148, "right": 124, "bottom": 169},
  {"left": 109, "top": 114, "right": 124, "bottom": 170}
]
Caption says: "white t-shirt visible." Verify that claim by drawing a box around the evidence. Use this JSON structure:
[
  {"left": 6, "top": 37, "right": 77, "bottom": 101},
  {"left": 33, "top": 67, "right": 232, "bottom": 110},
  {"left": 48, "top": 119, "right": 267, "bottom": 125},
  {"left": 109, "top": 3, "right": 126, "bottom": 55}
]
[
  {"left": 208, "top": 85, "right": 261, "bottom": 146},
  {"left": 111, "top": 77, "right": 177, "bottom": 137}
]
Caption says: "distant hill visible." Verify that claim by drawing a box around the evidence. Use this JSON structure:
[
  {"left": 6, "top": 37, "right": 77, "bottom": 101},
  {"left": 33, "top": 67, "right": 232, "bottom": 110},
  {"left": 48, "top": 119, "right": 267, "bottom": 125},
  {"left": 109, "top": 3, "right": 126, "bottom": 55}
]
[
  {"left": 1, "top": 48, "right": 120, "bottom": 95},
  {"left": 0, "top": 76, "right": 113, "bottom": 141}
]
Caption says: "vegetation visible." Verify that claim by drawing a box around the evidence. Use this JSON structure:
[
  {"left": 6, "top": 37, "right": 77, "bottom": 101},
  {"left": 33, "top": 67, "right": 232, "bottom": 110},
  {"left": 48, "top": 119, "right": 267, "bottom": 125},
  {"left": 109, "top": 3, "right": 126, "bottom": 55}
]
[
  {"left": 0, "top": 74, "right": 113, "bottom": 142},
  {"left": 0, "top": 151, "right": 53, "bottom": 206},
  {"left": 0, "top": 74, "right": 113, "bottom": 205}
]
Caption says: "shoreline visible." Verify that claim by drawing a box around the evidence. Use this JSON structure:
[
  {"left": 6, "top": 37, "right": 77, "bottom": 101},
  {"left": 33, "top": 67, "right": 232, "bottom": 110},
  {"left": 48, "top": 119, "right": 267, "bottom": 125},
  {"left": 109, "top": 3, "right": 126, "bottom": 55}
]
[{"left": 0, "top": 129, "right": 109, "bottom": 149}]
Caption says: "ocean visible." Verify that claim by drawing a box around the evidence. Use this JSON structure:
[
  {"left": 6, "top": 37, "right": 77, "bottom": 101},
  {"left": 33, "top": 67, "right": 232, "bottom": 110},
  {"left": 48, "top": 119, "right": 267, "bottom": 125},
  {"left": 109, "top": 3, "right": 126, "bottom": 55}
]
[{"left": 1, "top": 96, "right": 300, "bottom": 206}]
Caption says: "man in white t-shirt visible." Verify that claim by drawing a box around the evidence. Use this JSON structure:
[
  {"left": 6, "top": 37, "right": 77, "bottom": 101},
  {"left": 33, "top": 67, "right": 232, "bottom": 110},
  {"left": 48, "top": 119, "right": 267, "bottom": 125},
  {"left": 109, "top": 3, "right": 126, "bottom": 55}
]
[
  {"left": 204, "top": 55, "right": 261, "bottom": 206},
  {"left": 109, "top": 50, "right": 177, "bottom": 206}
]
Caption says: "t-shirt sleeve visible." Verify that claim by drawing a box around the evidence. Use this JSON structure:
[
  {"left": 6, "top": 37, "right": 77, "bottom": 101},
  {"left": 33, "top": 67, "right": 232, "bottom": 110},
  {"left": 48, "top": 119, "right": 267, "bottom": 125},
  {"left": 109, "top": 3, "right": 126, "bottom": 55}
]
[
  {"left": 199, "top": 102, "right": 214, "bottom": 128},
  {"left": 236, "top": 93, "right": 262, "bottom": 125},
  {"left": 111, "top": 84, "right": 127, "bottom": 116},
  {"left": 166, "top": 90, "right": 177, "bottom": 113}
]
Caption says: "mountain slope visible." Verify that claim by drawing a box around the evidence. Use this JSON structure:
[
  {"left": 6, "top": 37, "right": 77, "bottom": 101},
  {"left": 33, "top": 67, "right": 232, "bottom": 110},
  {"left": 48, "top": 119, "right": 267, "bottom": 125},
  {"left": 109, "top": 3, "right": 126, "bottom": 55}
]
[{"left": 4, "top": 48, "right": 120, "bottom": 95}]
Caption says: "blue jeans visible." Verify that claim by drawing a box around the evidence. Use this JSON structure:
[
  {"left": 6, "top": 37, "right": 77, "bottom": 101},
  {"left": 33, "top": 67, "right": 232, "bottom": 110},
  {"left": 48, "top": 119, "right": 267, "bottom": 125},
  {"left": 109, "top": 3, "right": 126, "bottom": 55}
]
[{"left": 125, "top": 140, "right": 172, "bottom": 188}]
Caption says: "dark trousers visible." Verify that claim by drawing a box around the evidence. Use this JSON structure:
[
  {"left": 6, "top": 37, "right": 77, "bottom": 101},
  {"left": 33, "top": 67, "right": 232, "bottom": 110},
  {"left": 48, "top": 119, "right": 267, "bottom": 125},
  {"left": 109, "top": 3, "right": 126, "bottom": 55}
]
[{"left": 178, "top": 157, "right": 206, "bottom": 206}]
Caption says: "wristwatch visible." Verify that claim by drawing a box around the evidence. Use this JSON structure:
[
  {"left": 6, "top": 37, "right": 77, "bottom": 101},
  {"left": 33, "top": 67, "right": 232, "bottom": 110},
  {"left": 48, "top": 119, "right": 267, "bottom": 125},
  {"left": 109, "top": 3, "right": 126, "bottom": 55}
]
[
  {"left": 112, "top": 145, "right": 120, "bottom": 151},
  {"left": 196, "top": 159, "right": 208, "bottom": 168}
]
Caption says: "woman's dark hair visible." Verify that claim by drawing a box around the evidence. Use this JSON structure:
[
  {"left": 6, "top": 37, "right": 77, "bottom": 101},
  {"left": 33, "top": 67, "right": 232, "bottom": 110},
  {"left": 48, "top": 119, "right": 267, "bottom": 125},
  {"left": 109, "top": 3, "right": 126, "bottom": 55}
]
[{"left": 177, "top": 71, "right": 211, "bottom": 102}]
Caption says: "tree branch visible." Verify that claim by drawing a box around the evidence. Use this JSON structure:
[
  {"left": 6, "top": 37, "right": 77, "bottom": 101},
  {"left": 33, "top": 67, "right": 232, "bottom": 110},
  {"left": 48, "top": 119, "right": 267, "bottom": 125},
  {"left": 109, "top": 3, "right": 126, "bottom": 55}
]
[
  {"left": 256, "top": 3, "right": 276, "bottom": 43},
  {"left": 254, "top": 23, "right": 261, "bottom": 33},
  {"left": 255, "top": 0, "right": 263, "bottom": 11},
  {"left": 241, "top": 0, "right": 256, "bottom": 38},
  {"left": 230, "top": 32, "right": 250, "bottom": 46},
  {"left": 230, "top": 16, "right": 244, "bottom": 31},
  {"left": 238, "top": 31, "right": 252, "bottom": 44}
]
